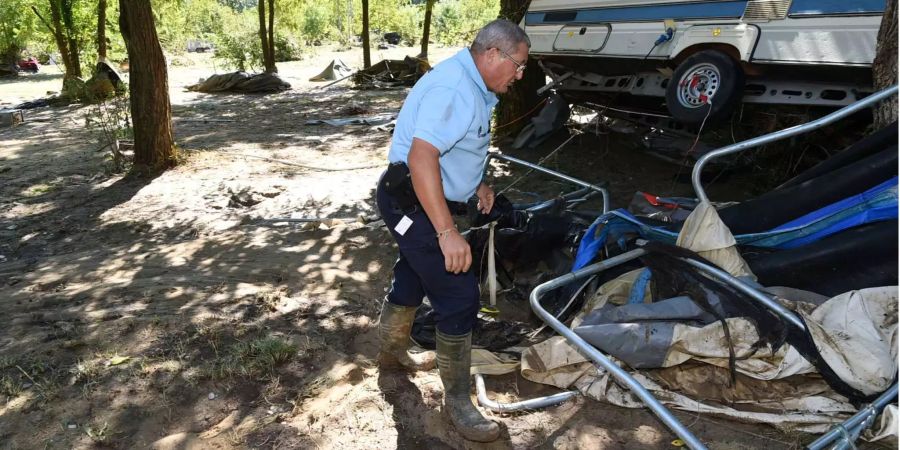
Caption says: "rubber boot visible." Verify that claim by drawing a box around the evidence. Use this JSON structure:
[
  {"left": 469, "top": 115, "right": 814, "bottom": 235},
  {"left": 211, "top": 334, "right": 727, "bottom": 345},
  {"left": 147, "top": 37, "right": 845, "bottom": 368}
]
[
  {"left": 377, "top": 302, "right": 435, "bottom": 371},
  {"left": 436, "top": 331, "right": 500, "bottom": 442}
]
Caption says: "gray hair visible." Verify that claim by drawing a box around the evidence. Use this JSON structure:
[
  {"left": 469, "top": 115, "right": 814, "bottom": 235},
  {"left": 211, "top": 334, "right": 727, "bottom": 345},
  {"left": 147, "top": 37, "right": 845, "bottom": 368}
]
[{"left": 471, "top": 19, "right": 531, "bottom": 54}]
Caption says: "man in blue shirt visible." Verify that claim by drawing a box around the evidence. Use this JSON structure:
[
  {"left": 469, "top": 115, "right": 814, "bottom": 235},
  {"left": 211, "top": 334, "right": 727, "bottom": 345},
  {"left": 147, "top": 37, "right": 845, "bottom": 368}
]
[{"left": 375, "top": 20, "right": 530, "bottom": 442}]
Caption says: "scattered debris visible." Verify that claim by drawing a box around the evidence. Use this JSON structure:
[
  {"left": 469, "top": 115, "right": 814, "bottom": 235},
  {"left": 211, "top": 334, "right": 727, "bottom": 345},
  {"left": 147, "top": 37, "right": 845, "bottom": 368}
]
[
  {"left": 0, "top": 109, "right": 24, "bottom": 128},
  {"left": 14, "top": 98, "right": 52, "bottom": 109},
  {"left": 107, "top": 356, "right": 130, "bottom": 366},
  {"left": 226, "top": 184, "right": 283, "bottom": 208},
  {"left": 353, "top": 57, "right": 429, "bottom": 89},
  {"left": 337, "top": 102, "right": 369, "bottom": 116},
  {"left": 304, "top": 114, "right": 395, "bottom": 127},
  {"left": 641, "top": 129, "right": 716, "bottom": 166},
  {"left": 188, "top": 72, "right": 291, "bottom": 94},
  {"left": 383, "top": 32, "right": 402, "bottom": 45}
]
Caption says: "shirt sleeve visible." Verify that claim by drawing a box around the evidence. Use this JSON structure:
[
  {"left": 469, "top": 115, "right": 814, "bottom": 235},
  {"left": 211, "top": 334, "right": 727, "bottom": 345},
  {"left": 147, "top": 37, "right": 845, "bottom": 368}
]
[{"left": 412, "top": 85, "right": 475, "bottom": 154}]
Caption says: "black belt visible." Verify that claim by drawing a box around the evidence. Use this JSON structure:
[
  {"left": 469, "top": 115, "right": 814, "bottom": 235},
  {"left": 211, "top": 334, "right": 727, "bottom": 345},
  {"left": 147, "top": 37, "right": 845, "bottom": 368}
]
[{"left": 382, "top": 162, "right": 470, "bottom": 217}]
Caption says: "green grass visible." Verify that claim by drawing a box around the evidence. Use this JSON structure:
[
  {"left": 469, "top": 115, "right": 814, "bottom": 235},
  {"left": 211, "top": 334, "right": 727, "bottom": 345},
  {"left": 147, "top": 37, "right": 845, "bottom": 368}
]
[{"left": 205, "top": 336, "right": 297, "bottom": 381}]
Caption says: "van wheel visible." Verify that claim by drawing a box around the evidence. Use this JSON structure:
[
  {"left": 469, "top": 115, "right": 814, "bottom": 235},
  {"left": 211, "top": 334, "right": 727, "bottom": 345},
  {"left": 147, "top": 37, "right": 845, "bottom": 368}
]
[{"left": 665, "top": 50, "right": 744, "bottom": 127}]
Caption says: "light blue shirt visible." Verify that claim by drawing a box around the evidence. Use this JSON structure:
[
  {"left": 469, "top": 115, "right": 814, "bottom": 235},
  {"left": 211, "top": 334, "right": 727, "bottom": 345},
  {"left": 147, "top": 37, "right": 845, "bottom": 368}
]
[{"left": 388, "top": 49, "right": 498, "bottom": 202}]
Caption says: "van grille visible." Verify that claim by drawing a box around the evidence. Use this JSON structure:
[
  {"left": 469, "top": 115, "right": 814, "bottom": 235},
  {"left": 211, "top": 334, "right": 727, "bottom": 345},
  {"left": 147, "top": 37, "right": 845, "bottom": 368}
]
[{"left": 742, "top": 0, "right": 791, "bottom": 21}]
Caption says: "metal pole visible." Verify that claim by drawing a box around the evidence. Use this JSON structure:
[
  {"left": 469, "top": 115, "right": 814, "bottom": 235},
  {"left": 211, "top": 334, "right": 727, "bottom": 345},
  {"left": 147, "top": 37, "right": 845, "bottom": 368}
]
[
  {"left": 530, "top": 249, "right": 709, "bottom": 450},
  {"left": 692, "top": 86, "right": 899, "bottom": 203},
  {"left": 488, "top": 152, "right": 611, "bottom": 213},
  {"left": 679, "top": 257, "right": 807, "bottom": 332},
  {"left": 474, "top": 374, "right": 579, "bottom": 412},
  {"left": 830, "top": 410, "right": 877, "bottom": 450},
  {"left": 806, "top": 383, "right": 898, "bottom": 450}
]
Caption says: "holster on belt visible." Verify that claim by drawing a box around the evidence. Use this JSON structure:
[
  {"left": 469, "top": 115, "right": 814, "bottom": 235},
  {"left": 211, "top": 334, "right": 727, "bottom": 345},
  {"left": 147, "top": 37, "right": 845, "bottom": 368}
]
[
  {"left": 382, "top": 162, "right": 419, "bottom": 213},
  {"left": 383, "top": 162, "right": 469, "bottom": 217}
]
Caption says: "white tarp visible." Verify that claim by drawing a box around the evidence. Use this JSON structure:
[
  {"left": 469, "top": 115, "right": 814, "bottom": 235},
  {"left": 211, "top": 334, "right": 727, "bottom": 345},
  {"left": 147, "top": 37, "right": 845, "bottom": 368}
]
[
  {"left": 522, "top": 279, "right": 898, "bottom": 442},
  {"left": 675, "top": 200, "right": 755, "bottom": 279}
]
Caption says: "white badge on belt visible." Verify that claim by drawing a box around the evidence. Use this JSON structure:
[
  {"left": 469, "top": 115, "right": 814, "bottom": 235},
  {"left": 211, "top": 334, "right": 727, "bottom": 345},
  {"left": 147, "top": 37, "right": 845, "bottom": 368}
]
[{"left": 394, "top": 215, "right": 413, "bottom": 236}]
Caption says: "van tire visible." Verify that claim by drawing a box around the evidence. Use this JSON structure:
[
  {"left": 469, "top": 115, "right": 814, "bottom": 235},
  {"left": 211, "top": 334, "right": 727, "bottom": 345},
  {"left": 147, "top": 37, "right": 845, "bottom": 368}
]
[{"left": 665, "top": 50, "right": 744, "bottom": 127}]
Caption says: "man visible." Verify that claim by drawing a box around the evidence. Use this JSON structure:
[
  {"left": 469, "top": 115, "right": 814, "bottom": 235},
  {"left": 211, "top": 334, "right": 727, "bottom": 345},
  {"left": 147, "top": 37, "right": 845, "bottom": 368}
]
[{"left": 374, "top": 20, "right": 530, "bottom": 443}]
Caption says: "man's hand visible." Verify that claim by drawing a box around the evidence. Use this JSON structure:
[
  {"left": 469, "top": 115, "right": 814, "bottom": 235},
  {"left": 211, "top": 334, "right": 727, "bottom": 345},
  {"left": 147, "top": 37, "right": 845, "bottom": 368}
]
[
  {"left": 476, "top": 182, "right": 495, "bottom": 214},
  {"left": 438, "top": 229, "right": 472, "bottom": 274}
]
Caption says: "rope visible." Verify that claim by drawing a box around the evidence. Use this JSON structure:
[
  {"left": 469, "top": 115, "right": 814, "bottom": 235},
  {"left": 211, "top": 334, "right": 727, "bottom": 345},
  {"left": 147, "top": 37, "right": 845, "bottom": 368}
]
[
  {"left": 669, "top": 99, "right": 715, "bottom": 191},
  {"left": 498, "top": 130, "right": 581, "bottom": 195},
  {"left": 494, "top": 98, "right": 548, "bottom": 130},
  {"left": 583, "top": 101, "right": 673, "bottom": 119}
]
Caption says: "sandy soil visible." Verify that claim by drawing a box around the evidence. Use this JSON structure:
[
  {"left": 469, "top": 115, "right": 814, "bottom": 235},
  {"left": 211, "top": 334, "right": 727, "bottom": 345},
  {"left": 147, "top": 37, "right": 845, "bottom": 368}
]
[{"left": 0, "top": 45, "right": 830, "bottom": 449}]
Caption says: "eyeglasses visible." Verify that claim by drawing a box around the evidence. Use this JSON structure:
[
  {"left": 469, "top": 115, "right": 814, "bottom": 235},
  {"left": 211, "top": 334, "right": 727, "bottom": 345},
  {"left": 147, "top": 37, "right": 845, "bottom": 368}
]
[{"left": 496, "top": 48, "right": 526, "bottom": 73}]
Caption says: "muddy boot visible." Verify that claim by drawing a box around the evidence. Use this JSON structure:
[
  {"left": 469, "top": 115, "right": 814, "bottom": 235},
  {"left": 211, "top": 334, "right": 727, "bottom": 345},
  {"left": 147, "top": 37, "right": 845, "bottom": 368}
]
[
  {"left": 436, "top": 331, "right": 500, "bottom": 442},
  {"left": 377, "top": 302, "right": 435, "bottom": 371}
]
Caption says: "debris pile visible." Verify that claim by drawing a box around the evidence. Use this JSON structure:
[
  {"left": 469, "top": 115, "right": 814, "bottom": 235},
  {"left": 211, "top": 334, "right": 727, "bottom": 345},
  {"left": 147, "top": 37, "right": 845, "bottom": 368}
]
[
  {"left": 188, "top": 71, "right": 291, "bottom": 94},
  {"left": 353, "top": 57, "right": 429, "bottom": 89}
]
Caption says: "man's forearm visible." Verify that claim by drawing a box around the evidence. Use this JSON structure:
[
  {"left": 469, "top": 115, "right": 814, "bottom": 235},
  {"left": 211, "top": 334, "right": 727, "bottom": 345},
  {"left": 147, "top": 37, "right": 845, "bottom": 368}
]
[{"left": 408, "top": 138, "right": 454, "bottom": 232}]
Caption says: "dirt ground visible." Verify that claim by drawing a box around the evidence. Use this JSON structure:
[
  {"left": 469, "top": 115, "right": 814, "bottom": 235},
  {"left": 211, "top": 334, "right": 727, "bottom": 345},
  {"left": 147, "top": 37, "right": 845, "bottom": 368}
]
[{"left": 0, "top": 45, "right": 841, "bottom": 449}]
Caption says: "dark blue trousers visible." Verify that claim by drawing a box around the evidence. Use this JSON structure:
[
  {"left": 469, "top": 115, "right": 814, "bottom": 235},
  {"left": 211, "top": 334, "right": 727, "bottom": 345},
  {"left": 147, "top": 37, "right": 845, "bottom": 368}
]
[{"left": 376, "top": 173, "right": 479, "bottom": 336}]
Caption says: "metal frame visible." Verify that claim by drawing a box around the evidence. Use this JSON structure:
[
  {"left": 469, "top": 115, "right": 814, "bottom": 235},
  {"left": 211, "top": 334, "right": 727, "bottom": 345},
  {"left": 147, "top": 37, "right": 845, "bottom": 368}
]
[
  {"left": 806, "top": 383, "right": 898, "bottom": 450},
  {"left": 487, "top": 152, "right": 611, "bottom": 213},
  {"left": 529, "top": 243, "right": 899, "bottom": 450},
  {"left": 474, "top": 373, "right": 579, "bottom": 412},
  {"left": 528, "top": 248, "right": 712, "bottom": 449},
  {"left": 692, "top": 85, "right": 898, "bottom": 203},
  {"left": 477, "top": 86, "right": 898, "bottom": 448},
  {"left": 473, "top": 152, "right": 609, "bottom": 414}
]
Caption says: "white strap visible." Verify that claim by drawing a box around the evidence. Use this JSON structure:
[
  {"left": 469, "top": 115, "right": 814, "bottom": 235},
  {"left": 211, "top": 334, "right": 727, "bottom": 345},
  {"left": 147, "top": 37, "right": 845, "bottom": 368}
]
[{"left": 488, "top": 222, "right": 497, "bottom": 307}]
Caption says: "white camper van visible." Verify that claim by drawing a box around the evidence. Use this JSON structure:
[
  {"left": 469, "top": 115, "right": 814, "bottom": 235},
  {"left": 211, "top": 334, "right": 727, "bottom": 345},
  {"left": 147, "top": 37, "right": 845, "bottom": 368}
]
[{"left": 521, "top": 0, "right": 885, "bottom": 125}]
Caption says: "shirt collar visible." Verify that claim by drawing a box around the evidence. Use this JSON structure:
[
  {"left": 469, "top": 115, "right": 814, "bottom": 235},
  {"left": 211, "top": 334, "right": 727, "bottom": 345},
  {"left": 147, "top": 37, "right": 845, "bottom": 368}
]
[{"left": 457, "top": 48, "right": 497, "bottom": 106}]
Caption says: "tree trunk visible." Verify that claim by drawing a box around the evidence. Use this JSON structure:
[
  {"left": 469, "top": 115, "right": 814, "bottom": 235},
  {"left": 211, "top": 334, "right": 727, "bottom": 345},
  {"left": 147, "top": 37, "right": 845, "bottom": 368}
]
[
  {"left": 60, "top": 0, "right": 82, "bottom": 75},
  {"left": 873, "top": 0, "right": 897, "bottom": 129},
  {"left": 267, "top": 0, "right": 276, "bottom": 72},
  {"left": 257, "top": 0, "right": 276, "bottom": 73},
  {"left": 45, "top": 1, "right": 78, "bottom": 79},
  {"left": 119, "top": 0, "right": 176, "bottom": 174},
  {"left": 98, "top": 0, "right": 107, "bottom": 59},
  {"left": 495, "top": 0, "right": 544, "bottom": 138},
  {"left": 420, "top": 0, "right": 436, "bottom": 58},
  {"left": 361, "top": 0, "right": 371, "bottom": 68},
  {"left": 257, "top": 0, "right": 269, "bottom": 72}
]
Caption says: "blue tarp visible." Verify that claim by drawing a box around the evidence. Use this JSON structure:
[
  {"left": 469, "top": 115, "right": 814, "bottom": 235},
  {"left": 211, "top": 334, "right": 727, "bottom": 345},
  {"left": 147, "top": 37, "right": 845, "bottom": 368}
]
[{"left": 573, "top": 177, "right": 899, "bottom": 271}]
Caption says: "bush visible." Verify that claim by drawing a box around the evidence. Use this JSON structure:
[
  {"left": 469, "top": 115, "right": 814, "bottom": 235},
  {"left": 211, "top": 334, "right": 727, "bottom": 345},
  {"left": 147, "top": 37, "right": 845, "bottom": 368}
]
[
  {"left": 213, "top": 12, "right": 262, "bottom": 71},
  {"left": 433, "top": 0, "right": 499, "bottom": 46},
  {"left": 301, "top": 3, "right": 334, "bottom": 45},
  {"left": 274, "top": 35, "right": 304, "bottom": 62},
  {"left": 216, "top": 30, "right": 262, "bottom": 71}
]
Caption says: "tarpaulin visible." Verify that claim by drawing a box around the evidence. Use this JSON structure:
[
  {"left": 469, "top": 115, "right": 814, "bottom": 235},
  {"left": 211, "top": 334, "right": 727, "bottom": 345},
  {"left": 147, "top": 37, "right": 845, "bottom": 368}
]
[
  {"left": 522, "top": 279, "right": 898, "bottom": 442},
  {"left": 572, "top": 176, "right": 898, "bottom": 270}
]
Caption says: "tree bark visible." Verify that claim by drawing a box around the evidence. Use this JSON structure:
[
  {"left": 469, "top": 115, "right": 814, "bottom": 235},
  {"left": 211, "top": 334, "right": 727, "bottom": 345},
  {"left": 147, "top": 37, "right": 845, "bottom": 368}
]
[
  {"left": 257, "top": 0, "right": 269, "bottom": 71},
  {"left": 873, "top": 0, "right": 897, "bottom": 128},
  {"left": 495, "top": 0, "right": 544, "bottom": 138},
  {"left": 257, "top": 0, "right": 276, "bottom": 73},
  {"left": 420, "top": 0, "right": 436, "bottom": 58},
  {"left": 98, "top": 0, "right": 107, "bottom": 59},
  {"left": 119, "top": 0, "right": 176, "bottom": 174},
  {"left": 361, "top": 0, "right": 371, "bottom": 68},
  {"left": 267, "top": 0, "right": 276, "bottom": 72},
  {"left": 44, "top": 1, "right": 80, "bottom": 79},
  {"left": 60, "top": 0, "right": 82, "bottom": 75}
]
